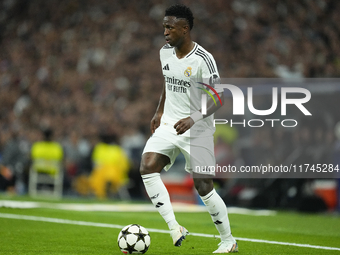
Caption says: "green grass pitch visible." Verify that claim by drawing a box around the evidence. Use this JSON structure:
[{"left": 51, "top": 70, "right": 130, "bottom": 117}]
[{"left": 0, "top": 196, "right": 339, "bottom": 254}]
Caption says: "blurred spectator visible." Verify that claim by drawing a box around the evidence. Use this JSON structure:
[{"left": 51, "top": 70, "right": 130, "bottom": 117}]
[
  {"left": 88, "top": 132, "right": 130, "bottom": 199},
  {"left": 0, "top": 130, "right": 30, "bottom": 194},
  {"left": 61, "top": 130, "right": 92, "bottom": 181},
  {"left": 0, "top": 165, "right": 15, "bottom": 193},
  {"left": 29, "top": 127, "right": 64, "bottom": 197}
]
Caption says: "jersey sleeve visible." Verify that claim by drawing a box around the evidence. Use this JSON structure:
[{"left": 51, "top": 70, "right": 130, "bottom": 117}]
[
  {"left": 200, "top": 51, "right": 223, "bottom": 93},
  {"left": 160, "top": 44, "right": 173, "bottom": 67}
]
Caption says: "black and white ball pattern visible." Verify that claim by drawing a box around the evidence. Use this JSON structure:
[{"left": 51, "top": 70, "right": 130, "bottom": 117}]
[{"left": 117, "top": 224, "right": 151, "bottom": 254}]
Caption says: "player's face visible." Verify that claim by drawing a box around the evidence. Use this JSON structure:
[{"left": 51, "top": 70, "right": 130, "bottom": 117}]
[{"left": 163, "top": 16, "right": 188, "bottom": 47}]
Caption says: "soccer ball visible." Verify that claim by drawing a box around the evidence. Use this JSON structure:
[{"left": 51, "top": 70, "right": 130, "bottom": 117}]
[{"left": 117, "top": 224, "right": 151, "bottom": 254}]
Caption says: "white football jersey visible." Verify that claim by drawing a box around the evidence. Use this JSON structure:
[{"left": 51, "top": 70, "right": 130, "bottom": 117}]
[{"left": 159, "top": 42, "right": 222, "bottom": 137}]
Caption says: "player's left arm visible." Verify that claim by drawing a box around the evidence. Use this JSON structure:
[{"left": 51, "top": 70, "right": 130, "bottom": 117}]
[
  {"left": 174, "top": 91, "right": 223, "bottom": 135},
  {"left": 174, "top": 53, "right": 223, "bottom": 135}
]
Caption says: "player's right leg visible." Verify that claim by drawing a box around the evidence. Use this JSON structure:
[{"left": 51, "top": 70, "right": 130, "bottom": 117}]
[{"left": 140, "top": 152, "right": 188, "bottom": 246}]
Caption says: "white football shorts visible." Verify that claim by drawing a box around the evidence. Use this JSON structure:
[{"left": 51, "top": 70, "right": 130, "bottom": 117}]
[{"left": 142, "top": 125, "right": 216, "bottom": 175}]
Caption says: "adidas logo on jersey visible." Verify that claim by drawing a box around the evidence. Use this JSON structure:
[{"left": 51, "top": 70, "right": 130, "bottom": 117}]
[{"left": 163, "top": 64, "right": 170, "bottom": 70}]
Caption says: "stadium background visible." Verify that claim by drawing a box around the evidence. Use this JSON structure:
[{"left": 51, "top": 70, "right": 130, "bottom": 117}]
[{"left": 0, "top": 0, "right": 339, "bottom": 211}]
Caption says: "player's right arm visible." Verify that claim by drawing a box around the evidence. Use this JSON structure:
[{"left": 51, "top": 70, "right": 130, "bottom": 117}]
[{"left": 150, "top": 82, "right": 166, "bottom": 134}]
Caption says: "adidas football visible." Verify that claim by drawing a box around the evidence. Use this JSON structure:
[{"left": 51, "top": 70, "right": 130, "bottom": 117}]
[{"left": 117, "top": 224, "right": 151, "bottom": 254}]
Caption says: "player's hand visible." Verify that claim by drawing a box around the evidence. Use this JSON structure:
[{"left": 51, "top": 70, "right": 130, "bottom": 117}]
[
  {"left": 150, "top": 113, "right": 162, "bottom": 134},
  {"left": 174, "top": 117, "right": 194, "bottom": 135}
]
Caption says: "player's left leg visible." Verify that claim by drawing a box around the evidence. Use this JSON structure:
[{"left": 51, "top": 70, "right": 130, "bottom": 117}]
[
  {"left": 188, "top": 135, "right": 238, "bottom": 253},
  {"left": 193, "top": 175, "right": 238, "bottom": 253}
]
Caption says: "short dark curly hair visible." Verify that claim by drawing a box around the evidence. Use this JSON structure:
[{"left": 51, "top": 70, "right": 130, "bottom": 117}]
[{"left": 165, "top": 4, "right": 194, "bottom": 30}]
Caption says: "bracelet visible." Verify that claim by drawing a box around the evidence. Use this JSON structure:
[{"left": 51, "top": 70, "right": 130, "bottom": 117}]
[{"left": 190, "top": 111, "right": 203, "bottom": 123}]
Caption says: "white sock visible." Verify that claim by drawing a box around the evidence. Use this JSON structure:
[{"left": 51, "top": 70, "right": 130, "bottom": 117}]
[
  {"left": 142, "top": 173, "right": 178, "bottom": 230},
  {"left": 200, "top": 189, "right": 234, "bottom": 241}
]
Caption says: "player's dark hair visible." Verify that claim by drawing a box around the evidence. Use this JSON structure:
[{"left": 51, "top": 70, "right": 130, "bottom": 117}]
[{"left": 165, "top": 4, "right": 194, "bottom": 30}]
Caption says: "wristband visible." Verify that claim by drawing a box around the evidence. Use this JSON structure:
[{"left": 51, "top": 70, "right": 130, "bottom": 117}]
[{"left": 190, "top": 111, "right": 203, "bottom": 123}]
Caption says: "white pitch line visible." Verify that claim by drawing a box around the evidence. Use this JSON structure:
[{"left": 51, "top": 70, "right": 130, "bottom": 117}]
[
  {"left": 0, "top": 213, "right": 339, "bottom": 252},
  {"left": 0, "top": 200, "right": 276, "bottom": 216}
]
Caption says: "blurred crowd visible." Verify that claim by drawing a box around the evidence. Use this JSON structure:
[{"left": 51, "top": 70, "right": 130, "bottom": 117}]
[{"left": 0, "top": 0, "right": 339, "bottom": 198}]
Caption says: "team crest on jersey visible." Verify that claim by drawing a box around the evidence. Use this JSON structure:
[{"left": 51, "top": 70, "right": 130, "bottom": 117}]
[{"left": 184, "top": 67, "right": 192, "bottom": 77}]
